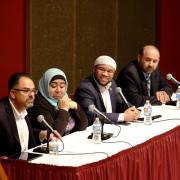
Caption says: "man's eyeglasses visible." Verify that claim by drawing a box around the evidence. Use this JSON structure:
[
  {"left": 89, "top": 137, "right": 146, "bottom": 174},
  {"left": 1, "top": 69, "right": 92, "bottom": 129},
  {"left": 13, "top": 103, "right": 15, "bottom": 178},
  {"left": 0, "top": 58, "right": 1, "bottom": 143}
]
[
  {"left": 96, "top": 67, "right": 115, "bottom": 74},
  {"left": 13, "top": 88, "right": 38, "bottom": 95}
]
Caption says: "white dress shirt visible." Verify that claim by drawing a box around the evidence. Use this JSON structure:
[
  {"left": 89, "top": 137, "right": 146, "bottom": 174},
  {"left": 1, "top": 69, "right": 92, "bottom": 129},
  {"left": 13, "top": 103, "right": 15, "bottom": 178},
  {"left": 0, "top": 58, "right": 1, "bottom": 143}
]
[
  {"left": 9, "top": 99, "right": 29, "bottom": 152},
  {"left": 94, "top": 78, "right": 124, "bottom": 122}
]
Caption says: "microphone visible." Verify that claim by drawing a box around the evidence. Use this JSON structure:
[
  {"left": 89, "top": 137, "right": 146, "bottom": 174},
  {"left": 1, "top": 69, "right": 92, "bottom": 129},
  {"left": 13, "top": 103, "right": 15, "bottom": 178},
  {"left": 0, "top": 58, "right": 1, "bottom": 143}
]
[
  {"left": 116, "top": 87, "right": 131, "bottom": 108},
  {"left": 166, "top": 73, "right": 180, "bottom": 86},
  {"left": 88, "top": 104, "right": 113, "bottom": 140},
  {"left": 37, "top": 115, "right": 60, "bottom": 138},
  {"left": 88, "top": 104, "right": 112, "bottom": 124}
]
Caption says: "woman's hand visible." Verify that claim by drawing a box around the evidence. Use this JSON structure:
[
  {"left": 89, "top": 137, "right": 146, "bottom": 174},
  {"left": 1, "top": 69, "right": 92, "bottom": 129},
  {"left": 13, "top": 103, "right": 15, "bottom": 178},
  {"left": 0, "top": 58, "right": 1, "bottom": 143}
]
[
  {"left": 39, "top": 130, "right": 61, "bottom": 142},
  {"left": 58, "top": 94, "right": 78, "bottom": 110},
  {"left": 69, "top": 100, "right": 78, "bottom": 109},
  {"left": 49, "top": 130, "right": 61, "bottom": 140},
  {"left": 58, "top": 95, "right": 71, "bottom": 111}
]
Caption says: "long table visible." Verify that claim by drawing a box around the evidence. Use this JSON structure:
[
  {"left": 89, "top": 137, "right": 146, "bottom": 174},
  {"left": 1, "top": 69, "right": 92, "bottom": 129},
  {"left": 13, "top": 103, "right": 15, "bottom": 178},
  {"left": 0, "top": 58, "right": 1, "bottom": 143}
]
[{"left": 1, "top": 105, "right": 180, "bottom": 179}]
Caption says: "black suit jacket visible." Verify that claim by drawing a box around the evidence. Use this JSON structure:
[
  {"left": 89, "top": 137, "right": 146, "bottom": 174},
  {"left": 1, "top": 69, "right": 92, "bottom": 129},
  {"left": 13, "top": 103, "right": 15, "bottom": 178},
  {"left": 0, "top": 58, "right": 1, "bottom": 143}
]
[
  {"left": 0, "top": 97, "right": 37, "bottom": 156},
  {"left": 116, "top": 60, "right": 173, "bottom": 107},
  {"left": 74, "top": 75, "right": 128, "bottom": 125}
]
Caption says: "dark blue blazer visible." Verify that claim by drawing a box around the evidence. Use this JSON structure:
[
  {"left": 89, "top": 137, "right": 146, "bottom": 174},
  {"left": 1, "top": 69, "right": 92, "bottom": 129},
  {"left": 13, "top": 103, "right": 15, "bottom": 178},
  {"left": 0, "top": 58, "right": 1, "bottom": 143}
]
[
  {"left": 0, "top": 97, "right": 37, "bottom": 156},
  {"left": 74, "top": 75, "right": 127, "bottom": 125}
]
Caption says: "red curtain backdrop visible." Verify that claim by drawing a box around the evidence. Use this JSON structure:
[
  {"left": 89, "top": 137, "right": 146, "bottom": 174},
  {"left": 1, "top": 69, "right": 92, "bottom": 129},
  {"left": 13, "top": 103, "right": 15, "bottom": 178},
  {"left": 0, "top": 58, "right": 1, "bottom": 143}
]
[
  {"left": 159, "top": 0, "right": 180, "bottom": 89},
  {"left": 0, "top": 0, "right": 26, "bottom": 97}
]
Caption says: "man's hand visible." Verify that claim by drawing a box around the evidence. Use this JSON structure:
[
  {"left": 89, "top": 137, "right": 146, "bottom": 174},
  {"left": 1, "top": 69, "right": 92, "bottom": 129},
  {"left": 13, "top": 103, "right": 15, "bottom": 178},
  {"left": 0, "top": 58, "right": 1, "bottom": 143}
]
[
  {"left": 124, "top": 106, "right": 140, "bottom": 122},
  {"left": 156, "top": 91, "right": 170, "bottom": 104}
]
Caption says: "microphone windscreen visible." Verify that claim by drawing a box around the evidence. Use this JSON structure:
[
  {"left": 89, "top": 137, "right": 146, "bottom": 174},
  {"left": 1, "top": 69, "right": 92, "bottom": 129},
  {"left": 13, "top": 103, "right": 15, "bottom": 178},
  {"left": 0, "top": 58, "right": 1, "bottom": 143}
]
[
  {"left": 116, "top": 87, "right": 122, "bottom": 93},
  {"left": 88, "top": 104, "right": 95, "bottom": 112},
  {"left": 37, "top": 115, "right": 44, "bottom": 123},
  {"left": 166, "top": 73, "right": 172, "bottom": 80}
]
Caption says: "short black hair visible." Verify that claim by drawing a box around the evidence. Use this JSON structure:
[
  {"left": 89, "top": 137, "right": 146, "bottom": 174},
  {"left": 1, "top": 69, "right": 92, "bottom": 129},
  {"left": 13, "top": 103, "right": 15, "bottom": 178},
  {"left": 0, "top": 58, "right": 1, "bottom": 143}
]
[{"left": 8, "top": 72, "right": 32, "bottom": 94}]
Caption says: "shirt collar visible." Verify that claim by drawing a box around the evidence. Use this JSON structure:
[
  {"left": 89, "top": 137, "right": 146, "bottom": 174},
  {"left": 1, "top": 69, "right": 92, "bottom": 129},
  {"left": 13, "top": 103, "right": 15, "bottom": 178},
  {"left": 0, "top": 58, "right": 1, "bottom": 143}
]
[
  {"left": 9, "top": 99, "right": 28, "bottom": 120},
  {"left": 143, "top": 72, "right": 151, "bottom": 80},
  {"left": 93, "top": 75, "right": 112, "bottom": 93}
]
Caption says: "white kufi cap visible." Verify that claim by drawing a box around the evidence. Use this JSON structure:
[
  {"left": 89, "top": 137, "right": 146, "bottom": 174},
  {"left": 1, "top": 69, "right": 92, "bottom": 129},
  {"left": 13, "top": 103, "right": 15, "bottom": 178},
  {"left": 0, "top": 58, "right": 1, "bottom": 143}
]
[{"left": 94, "top": 55, "right": 117, "bottom": 70}]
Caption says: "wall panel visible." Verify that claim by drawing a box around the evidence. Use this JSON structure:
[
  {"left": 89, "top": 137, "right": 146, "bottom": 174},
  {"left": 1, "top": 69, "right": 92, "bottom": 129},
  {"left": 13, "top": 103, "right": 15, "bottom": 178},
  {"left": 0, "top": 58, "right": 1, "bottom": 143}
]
[
  {"left": 30, "top": 0, "right": 157, "bottom": 94},
  {"left": 31, "top": 0, "right": 74, "bottom": 91}
]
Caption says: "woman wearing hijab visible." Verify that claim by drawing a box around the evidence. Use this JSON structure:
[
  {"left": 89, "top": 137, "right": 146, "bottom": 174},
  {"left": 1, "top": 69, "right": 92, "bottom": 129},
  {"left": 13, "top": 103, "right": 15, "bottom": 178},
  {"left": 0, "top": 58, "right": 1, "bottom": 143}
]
[{"left": 28, "top": 68, "right": 88, "bottom": 136}]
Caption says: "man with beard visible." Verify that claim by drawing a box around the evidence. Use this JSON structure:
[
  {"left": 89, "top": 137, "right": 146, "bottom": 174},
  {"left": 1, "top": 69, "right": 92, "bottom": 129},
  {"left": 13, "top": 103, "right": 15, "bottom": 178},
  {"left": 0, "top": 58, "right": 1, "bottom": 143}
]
[
  {"left": 116, "top": 45, "right": 173, "bottom": 107},
  {"left": 74, "top": 55, "right": 140, "bottom": 125},
  {"left": 0, "top": 72, "right": 61, "bottom": 157}
]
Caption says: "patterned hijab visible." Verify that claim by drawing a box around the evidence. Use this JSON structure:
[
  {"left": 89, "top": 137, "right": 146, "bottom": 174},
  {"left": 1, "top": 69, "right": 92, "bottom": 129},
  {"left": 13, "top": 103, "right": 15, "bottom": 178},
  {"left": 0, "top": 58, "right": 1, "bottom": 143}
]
[{"left": 38, "top": 68, "right": 68, "bottom": 107}]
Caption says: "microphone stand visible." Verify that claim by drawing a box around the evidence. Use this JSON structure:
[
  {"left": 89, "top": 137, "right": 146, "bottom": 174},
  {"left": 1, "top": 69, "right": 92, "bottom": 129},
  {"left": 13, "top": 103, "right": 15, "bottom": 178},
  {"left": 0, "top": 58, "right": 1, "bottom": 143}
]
[
  {"left": 46, "top": 131, "right": 50, "bottom": 153},
  {"left": 33, "top": 131, "right": 50, "bottom": 154},
  {"left": 100, "top": 118, "right": 113, "bottom": 140},
  {"left": 88, "top": 116, "right": 113, "bottom": 140}
]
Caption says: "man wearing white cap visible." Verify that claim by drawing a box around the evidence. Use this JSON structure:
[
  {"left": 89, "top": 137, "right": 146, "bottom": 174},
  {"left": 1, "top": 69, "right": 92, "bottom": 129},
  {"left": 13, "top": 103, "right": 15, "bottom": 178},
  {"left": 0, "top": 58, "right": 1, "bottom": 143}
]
[{"left": 74, "top": 55, "right": 140, "bottom": 125}]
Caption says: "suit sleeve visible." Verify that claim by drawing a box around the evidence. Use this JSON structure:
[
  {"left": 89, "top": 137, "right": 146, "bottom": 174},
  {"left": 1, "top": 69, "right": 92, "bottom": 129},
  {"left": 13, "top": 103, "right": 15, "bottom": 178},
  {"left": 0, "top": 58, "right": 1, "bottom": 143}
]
[
  {"left": 116, "top": 66, "right": 173, "bottom": 107},
  {"left": 74, "top": 86, "right": 97, "bottom": 125},
  {"left": 69, "top": 105, "right": 88, "bottom": 131},
  {"left": 158, "top": 74, "right": 173, "bottom": 96},
  {"left": 28, "top": 104, "right": 69, "bottom": 136}
]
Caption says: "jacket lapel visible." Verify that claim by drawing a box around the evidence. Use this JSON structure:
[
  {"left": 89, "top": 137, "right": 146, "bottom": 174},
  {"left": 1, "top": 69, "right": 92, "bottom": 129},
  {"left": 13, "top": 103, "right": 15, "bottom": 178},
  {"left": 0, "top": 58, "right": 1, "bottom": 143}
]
[
  {"left": 109, "top": 83, "right": 116, "bottom": 112},
  {"left": 5, "top": 100, "right": 20, "bottom": 144},
  {"left": 151, "top": 72, "right": 158, "bottom": 94},
  {"left": 91, "top": 76, "right": 106, "bottom": 111}
]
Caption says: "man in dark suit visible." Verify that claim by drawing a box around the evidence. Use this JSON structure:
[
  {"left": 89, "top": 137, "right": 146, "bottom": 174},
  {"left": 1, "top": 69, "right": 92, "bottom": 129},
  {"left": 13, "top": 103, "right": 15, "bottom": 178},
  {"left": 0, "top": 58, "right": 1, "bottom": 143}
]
[
  {"left": 116, "top": 45, "right": 173, "bottom": 107},
  {"left": 0, "top": 73, "right": 60, "bottom": 157},
  {"left": 74, "top": 55, "right": 140, "bottom": 125}
]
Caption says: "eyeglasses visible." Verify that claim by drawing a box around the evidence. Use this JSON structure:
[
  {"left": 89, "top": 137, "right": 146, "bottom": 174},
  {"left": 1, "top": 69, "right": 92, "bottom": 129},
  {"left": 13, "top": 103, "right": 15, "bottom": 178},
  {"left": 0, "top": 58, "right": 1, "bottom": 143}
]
[
  {"left": 96, "top": 67, "right": 115, "bottom": 74},
  {"left": 13, "top": 88, "right": 38, "bottom": 95}
]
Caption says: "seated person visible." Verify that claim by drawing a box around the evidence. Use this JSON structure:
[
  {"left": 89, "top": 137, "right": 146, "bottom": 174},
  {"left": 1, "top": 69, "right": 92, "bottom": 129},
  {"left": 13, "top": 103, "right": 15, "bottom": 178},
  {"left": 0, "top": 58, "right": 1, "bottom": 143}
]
[
  {"left": 0, "top": 73, "right": 60, "bottom": 157},
  {"left": 74, "top": 55, "right": 140, "bottom": 125},
  {"left": 116, "top": 45, "right": 173, "bottom": 107},
  {"left": 28, "top": 68, "right": 88, "bottom": 136}
]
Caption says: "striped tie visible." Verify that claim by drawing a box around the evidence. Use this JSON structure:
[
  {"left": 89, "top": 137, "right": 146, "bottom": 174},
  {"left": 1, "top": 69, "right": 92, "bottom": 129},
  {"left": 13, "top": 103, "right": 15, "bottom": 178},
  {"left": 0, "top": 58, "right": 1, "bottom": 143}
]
[{"left": 146, "top": 74, "right": 151, "bottom": 96}]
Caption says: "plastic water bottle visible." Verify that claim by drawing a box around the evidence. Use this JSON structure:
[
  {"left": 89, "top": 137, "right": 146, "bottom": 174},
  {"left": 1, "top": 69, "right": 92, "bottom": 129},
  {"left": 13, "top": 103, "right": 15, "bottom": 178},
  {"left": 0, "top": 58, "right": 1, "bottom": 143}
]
[
  {"left": 92, "top": 117, "right": 102, "bottom": 143},
  {"left": 176, "top": 86, "right": 180, "bottom": 109},
  {"left": 143, "top": 100, "right": 152, "bottom": 125},
  {"left": 49, "top": 139, "right": 59, "bottom": 154}
]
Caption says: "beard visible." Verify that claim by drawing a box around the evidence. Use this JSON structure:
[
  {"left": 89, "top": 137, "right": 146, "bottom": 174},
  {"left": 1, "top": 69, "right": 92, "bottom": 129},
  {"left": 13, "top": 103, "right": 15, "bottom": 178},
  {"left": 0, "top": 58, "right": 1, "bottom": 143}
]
[
  {"left": 94, "top": 76, "right": 111, "bottom": 86},
  {"left": 25, "top": 98, "right": 34, "bottom": 109}
]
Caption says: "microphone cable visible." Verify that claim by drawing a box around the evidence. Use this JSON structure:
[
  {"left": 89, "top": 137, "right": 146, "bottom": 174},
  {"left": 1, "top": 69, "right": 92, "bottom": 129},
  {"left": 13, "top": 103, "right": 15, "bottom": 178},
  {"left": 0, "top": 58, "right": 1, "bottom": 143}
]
[
  {"left": 150, "top": 118, "right": 180, "bottom": 123},
  {"left": 101, "top": 124, "right": 133, "bottom": 147},
  {"left": 58, "top": 138, "right": 64, "bottom": 152},
  {"left": 56, "top": 151, "right": 109, "bottom": 157},
  {"left": 112, "top": 124, "right": 121, "bottom": 138},
  {"left": 102, "top": 139, "right": 133, "bottom": 147},
  {"left": 136, "top": 118, "right": 180, "bottom": 123},
  {"left": 37, "top": 145, "right": 109, "bottom": 157}
]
